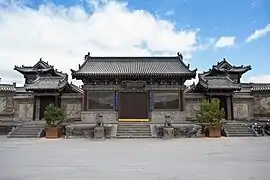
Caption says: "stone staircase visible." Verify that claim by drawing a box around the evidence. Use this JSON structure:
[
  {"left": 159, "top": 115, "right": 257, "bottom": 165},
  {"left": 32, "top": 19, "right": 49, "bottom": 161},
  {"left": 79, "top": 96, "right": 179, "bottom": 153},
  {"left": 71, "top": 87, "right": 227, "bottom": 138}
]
[
  {"left": 116, "top": 123, "right": 152, "bottom": 138},
  {"left": 224, "top": 122, "right": 255, "bottom": 137},
  {"left": 7, "top": 122, "right": 45, "bottom": 138}
]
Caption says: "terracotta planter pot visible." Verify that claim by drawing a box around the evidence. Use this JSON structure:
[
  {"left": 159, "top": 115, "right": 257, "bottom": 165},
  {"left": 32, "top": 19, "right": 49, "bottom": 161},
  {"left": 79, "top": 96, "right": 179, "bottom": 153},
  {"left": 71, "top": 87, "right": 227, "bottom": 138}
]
[
  {"left": 205, "top": 124, "right": 221, "bottom": 138},
  {"left": 46, "top": 126, "right": 62, "bottom": 139}
]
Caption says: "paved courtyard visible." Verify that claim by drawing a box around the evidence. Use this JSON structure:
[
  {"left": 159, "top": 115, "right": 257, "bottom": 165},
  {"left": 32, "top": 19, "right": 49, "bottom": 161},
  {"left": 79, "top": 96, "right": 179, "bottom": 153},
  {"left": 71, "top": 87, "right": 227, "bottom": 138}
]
[{"left": 1, "top": 137, "right": 270, "bottom": 180}]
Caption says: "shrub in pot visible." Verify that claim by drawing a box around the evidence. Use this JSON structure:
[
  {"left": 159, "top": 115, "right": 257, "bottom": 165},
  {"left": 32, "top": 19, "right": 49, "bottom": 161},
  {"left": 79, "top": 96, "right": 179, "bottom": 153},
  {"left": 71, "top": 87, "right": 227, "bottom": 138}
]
[
  {"left": 195, "top": 98, "right": 225, "bottom": 138},
  {"left": 44, "top": 103, "right": 66, "bottom": 139}
]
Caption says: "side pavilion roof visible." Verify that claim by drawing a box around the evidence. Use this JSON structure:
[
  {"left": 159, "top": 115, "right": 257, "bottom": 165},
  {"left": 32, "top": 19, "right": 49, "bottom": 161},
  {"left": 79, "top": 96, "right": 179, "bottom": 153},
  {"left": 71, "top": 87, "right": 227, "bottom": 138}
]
[
  {"left": 198, "top": 75, "right": 241, "bottom": 91},
  {"left": 25, "top": 76, "right": 68, "bottom": 91}
]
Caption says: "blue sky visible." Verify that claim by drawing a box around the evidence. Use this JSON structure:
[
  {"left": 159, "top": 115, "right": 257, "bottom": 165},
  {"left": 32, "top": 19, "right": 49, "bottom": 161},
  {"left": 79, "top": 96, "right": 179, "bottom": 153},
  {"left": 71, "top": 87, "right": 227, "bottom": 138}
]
[{"left": 0, "top": 0, "right": 269, "bottom": 85}]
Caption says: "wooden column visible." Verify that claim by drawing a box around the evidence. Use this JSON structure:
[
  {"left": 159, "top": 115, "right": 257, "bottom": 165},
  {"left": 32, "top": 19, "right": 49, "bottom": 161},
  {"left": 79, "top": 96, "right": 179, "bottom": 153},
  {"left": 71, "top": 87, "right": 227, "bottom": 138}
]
[
  {"left": 226, "top": 96, "right": 232, "bottom": 120},
  {"left": 32, "top": 95, "right": 36, "bottom": 121},
  {"left": 83, "top": 90, "right": 87, "bottom": 111},
  {"left": 180, "top": 89, "right": 185, "bottom": 111},
  {"left": 55, "top": 95, "right": 58, "bottom": 107},
  {"left": 230, "top": 95, "right": 234, "bottom": 120}
]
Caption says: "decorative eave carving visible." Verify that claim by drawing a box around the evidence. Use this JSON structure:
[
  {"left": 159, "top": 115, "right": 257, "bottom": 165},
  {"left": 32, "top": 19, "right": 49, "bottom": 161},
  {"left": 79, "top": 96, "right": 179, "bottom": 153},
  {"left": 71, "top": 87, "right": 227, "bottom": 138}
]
[
  {"left": 185, "top": 93, "right": 205, "bottom": 99},
  {"left": 121, "top": 80, "right": 146, "bottom": 91},
  {"left": 13, "top": 95, "right": 33, "bottom": 99},
  {"left": 61, "top": 95, "right": 83, "bottom": 99}
]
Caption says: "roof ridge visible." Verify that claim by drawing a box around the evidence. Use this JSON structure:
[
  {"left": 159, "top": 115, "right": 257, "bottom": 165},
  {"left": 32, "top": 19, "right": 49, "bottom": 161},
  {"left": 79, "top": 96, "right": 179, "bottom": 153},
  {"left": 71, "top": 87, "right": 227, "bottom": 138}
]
[
  {"left": 203, "top": 76, "right": 227, "bottom": 79},
  {"left": 86, "top": 56, "right": 182, "bottom": 62},
  {"left": 39, "top": 76, "right": 62, "bottom": 79},
  {"left": 0, "top": 83, "right": 14, "bottom": 86}
]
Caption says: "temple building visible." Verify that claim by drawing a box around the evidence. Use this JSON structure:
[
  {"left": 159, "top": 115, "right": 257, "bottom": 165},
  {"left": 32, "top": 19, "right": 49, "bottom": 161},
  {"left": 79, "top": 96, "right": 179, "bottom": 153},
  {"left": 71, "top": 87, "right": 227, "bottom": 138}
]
[
  {"left": 71, "top": 52, "right": 196, "bottom": 123},
  {"left": 1, "top": 59, "right": 83, "bottom": 121},
  {"left": 189, "top": 59, "right": 252, "bottom": 120},
  {"left": 1, "top": 53, "right": 270, "bottom": 124}
]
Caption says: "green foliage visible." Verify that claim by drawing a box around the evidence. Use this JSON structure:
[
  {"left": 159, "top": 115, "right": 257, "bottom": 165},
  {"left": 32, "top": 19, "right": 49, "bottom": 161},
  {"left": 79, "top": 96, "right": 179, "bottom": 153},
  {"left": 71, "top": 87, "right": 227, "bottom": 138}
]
[
  {"left": 195, "top": 98, "right": 225, "bottom": 124},
  {"left": 44, "top": 103, "right": 66, "bottom": 127}
]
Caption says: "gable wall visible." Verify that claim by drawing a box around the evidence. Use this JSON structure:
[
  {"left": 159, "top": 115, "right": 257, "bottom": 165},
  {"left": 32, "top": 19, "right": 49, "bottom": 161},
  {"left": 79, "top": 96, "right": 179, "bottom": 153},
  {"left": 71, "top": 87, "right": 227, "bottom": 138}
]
[
  {"left": 252, "top": 91, "right": 270, "bottom": 119},
  {"left": 0, "top": 91, "right": 14, "bottom": 120}
]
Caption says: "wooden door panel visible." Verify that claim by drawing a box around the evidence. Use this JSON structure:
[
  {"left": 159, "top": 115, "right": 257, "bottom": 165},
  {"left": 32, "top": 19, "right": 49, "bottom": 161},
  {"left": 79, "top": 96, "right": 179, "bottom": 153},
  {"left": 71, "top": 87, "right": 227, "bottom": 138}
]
[
  {"left": 39, "top": 96, "right": 55, "bottom": 120},
  {"left": 119, "top": 92, "right": 147, "bottom": 119}
]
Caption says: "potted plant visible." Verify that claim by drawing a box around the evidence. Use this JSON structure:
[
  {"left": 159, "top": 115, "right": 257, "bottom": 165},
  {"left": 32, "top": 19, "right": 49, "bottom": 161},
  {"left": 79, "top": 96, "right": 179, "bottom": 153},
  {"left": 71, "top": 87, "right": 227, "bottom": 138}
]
[
  {"left": 195, "top": 98, "right": 225, "bottom": 138},
  {"left": 44, "top": 103, "right": 66, "bottom": 139}
]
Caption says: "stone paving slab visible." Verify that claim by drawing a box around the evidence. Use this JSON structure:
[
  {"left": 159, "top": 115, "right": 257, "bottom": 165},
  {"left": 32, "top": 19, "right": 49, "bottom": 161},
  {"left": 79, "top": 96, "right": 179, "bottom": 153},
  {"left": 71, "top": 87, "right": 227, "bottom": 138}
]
[{"left": 1, "top": 136, "right": 270, "bottom": 180}]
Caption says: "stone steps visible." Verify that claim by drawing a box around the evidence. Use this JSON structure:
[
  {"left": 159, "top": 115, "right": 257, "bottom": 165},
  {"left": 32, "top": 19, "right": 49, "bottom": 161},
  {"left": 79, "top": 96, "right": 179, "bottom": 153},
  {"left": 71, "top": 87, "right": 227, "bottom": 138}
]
[
  {"left": 116, "top": 123, "right": 152, "bottom": 138},
  {"left": 117, "top": 130, "right": 151, "bottom": 133},
  {"left": 115, "top": 135, "right": 154, "bottom": 139},
  {"left": 224, "top": 123, "right": 255, "bottom": 137},
  {"left": 7, "top": 134, "right": 41, "bottom": 138},
  {"left": 7, "top": 123, "right": 45, "bottom": 138}
]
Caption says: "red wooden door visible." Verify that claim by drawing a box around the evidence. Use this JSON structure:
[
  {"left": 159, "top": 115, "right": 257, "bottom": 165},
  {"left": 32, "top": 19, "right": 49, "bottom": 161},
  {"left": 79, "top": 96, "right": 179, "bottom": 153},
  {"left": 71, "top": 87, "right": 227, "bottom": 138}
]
[{"left": 118, "top": 92, "right": 148, "bottom": 119}]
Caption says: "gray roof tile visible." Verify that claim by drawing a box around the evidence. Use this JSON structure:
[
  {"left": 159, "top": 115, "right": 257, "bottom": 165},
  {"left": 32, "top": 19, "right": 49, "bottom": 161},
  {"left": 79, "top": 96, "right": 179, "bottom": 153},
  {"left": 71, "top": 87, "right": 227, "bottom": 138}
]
[
  {"left": 0, "top": 84, "right": 16, "bottom": 92},
  {"left": 69, "top": 83, "right": 83, "bottom": 94},
  {"left": 251, "top": 83, "right": 270, "bottom": 91},
  {"left": 14, "top": 59, "right": 67, "bottom": 77},
  {"left": 233, "top": 92, "right": 253, "bottom": 99},
  {"left": 71, "top": 56, "right": 196, "bottom": 78},
  {"left": 199, "top": 76, "right": 240, "bottom": 90},
  {"left": 214, "top": 58, "right": 251, "bottom": 73},
  {"left": 25, "top": 76, "right": 67, "bottom": 91},
  {"left": 201, "top": 59, "right": 251, "bottom": 76},
  {"left": 15, "top": 87, "right": 27, "bottom": 93}
]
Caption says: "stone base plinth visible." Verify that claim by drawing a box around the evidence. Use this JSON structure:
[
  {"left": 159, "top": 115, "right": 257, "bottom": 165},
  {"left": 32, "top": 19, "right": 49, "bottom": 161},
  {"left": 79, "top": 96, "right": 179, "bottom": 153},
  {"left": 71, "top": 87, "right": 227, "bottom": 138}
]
[
  {"left": 163, "top": 127, "right": 174, "bottom": 139},
  {"left": 94, "top": 126, "right": 105, "bottom": 140}
]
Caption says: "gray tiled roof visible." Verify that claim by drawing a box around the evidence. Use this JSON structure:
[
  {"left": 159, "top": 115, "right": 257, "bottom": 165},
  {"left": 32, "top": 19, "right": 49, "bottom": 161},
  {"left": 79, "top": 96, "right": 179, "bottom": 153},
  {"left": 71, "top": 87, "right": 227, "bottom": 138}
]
[
  {"left": 0, "top": 84, "right": 16, "bottom": 92},
  {"left": 233, "top": 92, "right": 253, "bottom": 99},
  {"left": 14, "top": 66, "right": 54, "bottom": 73},
  {"left": 14, "top": 59, "right": 67, "bottom": 77},
  {"left": 69, "top": 83, "right": 83, "bottom": 94},
  {"left": 239, "top": 83, "right": 252, "bottom": 93},
  {"left": 25, "top": 76, "right": 67, "bottom": 91},
  {"left": 201, "top": 59, "right": 251, "bottom": 77},
  {"left": 251, "top": 83, "right": 270, "bottom": 91},
  {"left": 213, "top": 59, "right": 251, "bottom": 74},
  {"left": 213, "top": 66, "right": 251, "bottom": 73},
  {"left": 71, "top": 56, "right": 196, "bottom": 78},
  {"left": 15, "top": 87, "right": 28, "bottom": 93},
  {"left": 199, "top": 76, "right": 241, "bottom": 90},
  {"left": 185, "top": 82, "right": 196, "bottom": 93}
]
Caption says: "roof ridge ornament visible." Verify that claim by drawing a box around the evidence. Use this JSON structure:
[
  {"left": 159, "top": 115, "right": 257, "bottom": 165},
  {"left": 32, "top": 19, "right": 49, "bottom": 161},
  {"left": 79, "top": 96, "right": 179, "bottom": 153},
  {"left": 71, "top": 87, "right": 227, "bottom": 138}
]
[
  {"left": 177, "top": 52, "right": 183, "bottom": 61},
  {"left": 84, "top": 52, "right": 90, "bottom": 60}
]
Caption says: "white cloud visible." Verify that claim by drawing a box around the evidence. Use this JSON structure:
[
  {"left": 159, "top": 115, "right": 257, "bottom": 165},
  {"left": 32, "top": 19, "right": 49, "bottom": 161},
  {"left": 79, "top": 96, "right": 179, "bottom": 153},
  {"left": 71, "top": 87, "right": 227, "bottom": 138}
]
[
  {"left": 0, "top": 0, "right": 211, "bottom": 84},
  {"left": 165, "top": 10, "right": 174, "bottom": 16},
  {"left": 246, "top": 75, "right": 270, "bottom": 83},
  {"left": 214, "top": 36, "right": 235, "bottom": 48},
  {"left": 0, "top": 0, "right": 208, "bottom": 86},
  {"left": 246, "top": 24, "right": 270, "bottom": 43}
]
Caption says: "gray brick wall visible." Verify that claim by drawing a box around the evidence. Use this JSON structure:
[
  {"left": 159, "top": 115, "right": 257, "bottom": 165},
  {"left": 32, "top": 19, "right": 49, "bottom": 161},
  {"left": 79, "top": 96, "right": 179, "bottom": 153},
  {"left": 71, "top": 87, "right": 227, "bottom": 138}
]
[
  {"left": 151, "top": 111, "right": 186, "bottom": 123},
  {"left": 252, "top": 91, "right": 270, "bottom": 118},
  {"left": 61, "top": 94, "right": 82, "bottom": 120},
  {"left": 13, "top": 97, "right": 33, "bottom": 121},
  {"left": 81, "top": 111, "right": 117, "bottom": 123},
  {"left": 0, "top": 92, "right": 15, "bottom": 120},
  {"left": 232, "top": 98, "right": 252, "bottom": 120}
]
